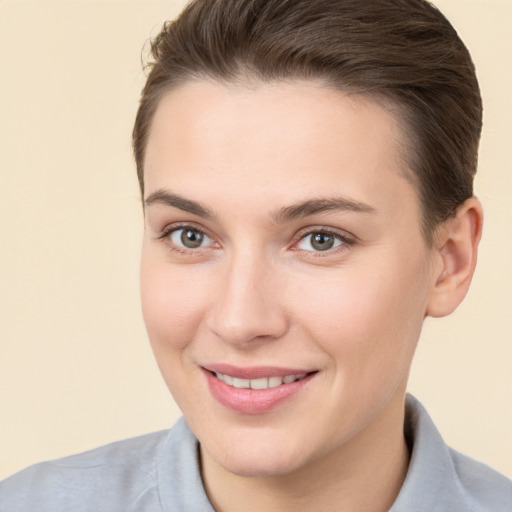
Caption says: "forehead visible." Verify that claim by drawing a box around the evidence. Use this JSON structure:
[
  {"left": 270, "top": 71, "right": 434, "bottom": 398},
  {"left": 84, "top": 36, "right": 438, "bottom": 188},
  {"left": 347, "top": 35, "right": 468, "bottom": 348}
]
[{"left": 143, "top": 80, "right": 419, "bottom": 224}]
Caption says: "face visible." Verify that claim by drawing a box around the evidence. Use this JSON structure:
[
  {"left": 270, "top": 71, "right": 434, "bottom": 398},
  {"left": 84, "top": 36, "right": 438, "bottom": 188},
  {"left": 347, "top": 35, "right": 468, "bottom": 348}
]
[{"left": 141, "top": 80, "right": 438, "bottom": 478}]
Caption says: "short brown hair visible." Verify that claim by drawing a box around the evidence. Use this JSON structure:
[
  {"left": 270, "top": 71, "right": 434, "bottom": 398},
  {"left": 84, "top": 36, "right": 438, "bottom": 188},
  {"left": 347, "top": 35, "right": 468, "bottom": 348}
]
[{"left": 133, "top": 0, "right": 482, "bottom": 242}]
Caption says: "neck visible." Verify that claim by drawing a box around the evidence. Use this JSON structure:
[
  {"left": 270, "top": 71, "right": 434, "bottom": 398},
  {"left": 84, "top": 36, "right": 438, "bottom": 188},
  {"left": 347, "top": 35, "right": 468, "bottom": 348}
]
[{"left": 201, "top": 394, "right": 410, "bottom": 512}]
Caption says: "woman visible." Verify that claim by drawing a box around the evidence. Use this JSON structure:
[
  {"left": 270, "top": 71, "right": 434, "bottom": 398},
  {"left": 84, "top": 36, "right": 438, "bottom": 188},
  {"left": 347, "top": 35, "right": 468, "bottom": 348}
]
[{"left": 1, "top": 0, "right": 511, "bottom": 510}]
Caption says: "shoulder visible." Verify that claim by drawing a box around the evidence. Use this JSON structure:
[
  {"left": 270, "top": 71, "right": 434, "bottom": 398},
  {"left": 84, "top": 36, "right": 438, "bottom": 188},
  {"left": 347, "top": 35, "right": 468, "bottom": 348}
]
[
  {"left": 448, "top": 447, "right": 512, "bottom": 512},
  {"left": 392, "top": 395, "right": 512, "bottom": 512},
  {"left": 1, "top": 417, "right": 214, "bottom": 512},
  {"left": 0, "top": 428, "right": 170, "bottom": 512}
]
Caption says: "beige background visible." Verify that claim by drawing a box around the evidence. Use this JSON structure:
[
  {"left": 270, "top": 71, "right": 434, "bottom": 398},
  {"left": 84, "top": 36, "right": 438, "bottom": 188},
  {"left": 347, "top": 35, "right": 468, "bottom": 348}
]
[{"left": 0, "top": 0, "right": 511, "bottom": 480}]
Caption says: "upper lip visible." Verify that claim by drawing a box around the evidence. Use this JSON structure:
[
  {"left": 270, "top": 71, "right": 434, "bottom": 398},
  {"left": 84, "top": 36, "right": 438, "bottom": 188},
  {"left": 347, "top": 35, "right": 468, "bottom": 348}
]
[{"left": 201, "top": 364, "right": 316, "bottom": 379}]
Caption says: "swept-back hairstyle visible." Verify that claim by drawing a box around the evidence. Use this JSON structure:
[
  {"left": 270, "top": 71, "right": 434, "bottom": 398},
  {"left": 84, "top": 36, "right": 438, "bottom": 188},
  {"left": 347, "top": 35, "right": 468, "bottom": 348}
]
[{"left": 133, "top": 0, "right": 482, "bottom": 242}]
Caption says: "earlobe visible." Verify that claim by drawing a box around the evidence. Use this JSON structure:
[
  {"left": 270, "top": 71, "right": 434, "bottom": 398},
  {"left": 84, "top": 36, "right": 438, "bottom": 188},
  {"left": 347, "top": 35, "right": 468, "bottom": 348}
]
[{"left": 426, "top": 197, "right": 483, "bottom": 318}]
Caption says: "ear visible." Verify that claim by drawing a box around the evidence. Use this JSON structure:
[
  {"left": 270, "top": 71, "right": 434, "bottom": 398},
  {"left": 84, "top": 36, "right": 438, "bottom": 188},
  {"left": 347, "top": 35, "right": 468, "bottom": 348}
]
[{"left": 426, "top": 197, "right": 483, "bottom": 318}]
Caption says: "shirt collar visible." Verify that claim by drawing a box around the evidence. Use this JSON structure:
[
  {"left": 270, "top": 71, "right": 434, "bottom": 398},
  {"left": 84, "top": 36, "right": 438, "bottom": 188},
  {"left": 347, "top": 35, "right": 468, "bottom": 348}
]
[{"left": 157, "top": 394, "right": 478, "bottom": 512}]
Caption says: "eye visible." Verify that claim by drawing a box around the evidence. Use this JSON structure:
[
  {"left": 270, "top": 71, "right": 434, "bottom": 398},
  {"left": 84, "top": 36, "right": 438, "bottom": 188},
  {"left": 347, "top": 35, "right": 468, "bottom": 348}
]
[
  {"left": 169, "top": 227, "right": 213, "bottom": 249},
  {"left": 296, "top": 231, "right": 346, "bottom": 252}
]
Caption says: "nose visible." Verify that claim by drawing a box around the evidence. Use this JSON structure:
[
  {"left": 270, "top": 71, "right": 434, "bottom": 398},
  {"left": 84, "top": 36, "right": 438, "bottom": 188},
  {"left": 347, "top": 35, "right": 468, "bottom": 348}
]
[{"left": 206, "top": 249, "right": 289, "bottom": 347}]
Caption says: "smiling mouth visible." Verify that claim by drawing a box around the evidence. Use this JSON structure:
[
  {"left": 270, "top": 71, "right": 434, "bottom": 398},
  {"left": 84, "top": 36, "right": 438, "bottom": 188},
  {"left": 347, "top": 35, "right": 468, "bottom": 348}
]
[
  {"left": 204, "top": 367, "right": 318, "bottom": 414},
  {"left": 213, "top": 371, "right": 310, "bottom": 390}
]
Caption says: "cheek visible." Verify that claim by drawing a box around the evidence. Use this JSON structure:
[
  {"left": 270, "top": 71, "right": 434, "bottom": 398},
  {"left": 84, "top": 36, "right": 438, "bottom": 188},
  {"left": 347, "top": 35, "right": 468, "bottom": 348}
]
[
  {"left": 140, "top": 256, "right": 211, "bottom": 353},
  {"left": 140, "top": 255, "right": 216, "bottom": 409},
  {"left": 289, "top": 256, "right": 428, "bottom": 368}
]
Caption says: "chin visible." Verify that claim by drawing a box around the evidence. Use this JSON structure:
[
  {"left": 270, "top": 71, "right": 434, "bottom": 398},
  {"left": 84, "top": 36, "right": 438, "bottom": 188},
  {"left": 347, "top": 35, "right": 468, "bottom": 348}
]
[
  {"left": 213, "top": 452, "right": 303, "bottom": 478},
  {"left": 202, "top": 431, "right": 314, "bottom": 478}
]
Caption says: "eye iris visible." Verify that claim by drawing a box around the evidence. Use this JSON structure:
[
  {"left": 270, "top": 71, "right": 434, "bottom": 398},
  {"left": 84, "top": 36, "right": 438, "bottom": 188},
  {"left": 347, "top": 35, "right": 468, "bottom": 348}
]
[
  {"left": 311, "top": 232, "right": 334, "bottom": 251},
  {"left": 181, "top": 229, "right": 204, "bottom": 248}
]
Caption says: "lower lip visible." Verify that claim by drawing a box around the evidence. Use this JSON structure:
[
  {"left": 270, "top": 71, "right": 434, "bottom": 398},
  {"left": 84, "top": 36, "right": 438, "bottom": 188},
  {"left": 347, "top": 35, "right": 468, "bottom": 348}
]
[{"left": 204, "top": 370, "right": 315, "bottom": 415}]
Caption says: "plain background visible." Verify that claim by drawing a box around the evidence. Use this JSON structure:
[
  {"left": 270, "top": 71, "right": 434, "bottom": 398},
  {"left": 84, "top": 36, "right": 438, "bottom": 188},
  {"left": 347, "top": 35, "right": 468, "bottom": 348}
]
[{"left": 0, "top": 0, "right": 511, "bottom": 480}]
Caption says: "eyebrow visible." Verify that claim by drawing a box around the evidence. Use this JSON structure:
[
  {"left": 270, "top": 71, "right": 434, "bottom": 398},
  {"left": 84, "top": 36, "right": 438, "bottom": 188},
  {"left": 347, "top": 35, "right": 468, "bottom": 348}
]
[
  {"left": 144, "top": 189, "right": 377, "bottom": 222},
  {"left": 144, "top": 190, "right": 215, "bottom": 219},
  {"left": 271, "top": 197, "right": 377, "bottom": 224}
]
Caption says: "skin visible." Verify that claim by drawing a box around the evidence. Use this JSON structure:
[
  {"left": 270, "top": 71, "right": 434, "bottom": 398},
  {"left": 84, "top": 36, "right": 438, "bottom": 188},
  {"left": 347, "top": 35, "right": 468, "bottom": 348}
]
[{"left": 140, "top": 80, "right": 482, "bottom": 512}]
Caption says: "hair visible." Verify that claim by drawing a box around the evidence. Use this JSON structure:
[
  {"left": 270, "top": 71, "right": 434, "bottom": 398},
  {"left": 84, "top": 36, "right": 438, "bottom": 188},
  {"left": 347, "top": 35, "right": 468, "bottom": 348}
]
[{"left": 132, "top": 0, "right": 482, "bottom": 243}]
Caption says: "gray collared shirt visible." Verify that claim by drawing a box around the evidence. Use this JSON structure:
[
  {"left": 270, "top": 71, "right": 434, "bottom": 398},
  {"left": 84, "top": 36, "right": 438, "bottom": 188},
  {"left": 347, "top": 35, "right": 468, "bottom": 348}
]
[{"left": 1, "top": 395, "right": 511, "bottom": 511}]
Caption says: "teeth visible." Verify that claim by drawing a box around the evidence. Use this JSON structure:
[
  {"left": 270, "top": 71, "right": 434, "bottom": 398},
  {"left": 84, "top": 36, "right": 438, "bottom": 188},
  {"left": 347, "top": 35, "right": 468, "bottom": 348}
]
[
  {"left": 268, "top": 376, "right": 282, "bottom": 388},
  {"left": 215, "top": 372, "right": 307, "bottom": 389},
  {"left": 232, "top": 378, "right": 250, "bottom": 389},
  {"left": 250, "top": 377, "right": 268, "bottom": 390}
]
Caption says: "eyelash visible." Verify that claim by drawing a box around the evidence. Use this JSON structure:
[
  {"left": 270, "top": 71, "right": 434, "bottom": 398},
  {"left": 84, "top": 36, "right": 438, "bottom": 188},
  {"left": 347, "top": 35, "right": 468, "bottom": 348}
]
[
  {"left": 157, "top": 223, "right": 213, "bottom": 254},
  {"left": 157, "top": 224, "right": 355, "bottom": 256},
  {"left": 291, "top": 227, "right": 354, "bottom": 256}
]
